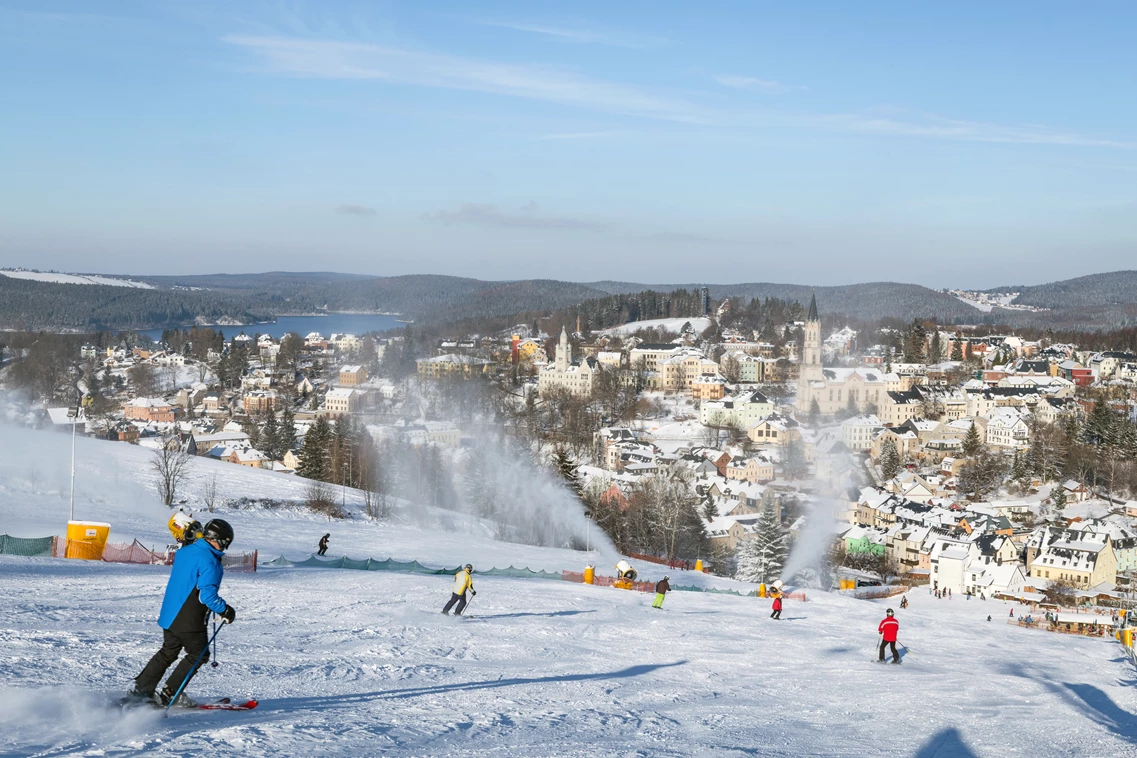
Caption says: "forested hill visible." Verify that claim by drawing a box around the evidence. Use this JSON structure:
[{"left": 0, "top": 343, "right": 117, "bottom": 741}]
[
  {"left": 588, "top": 281, "right": 983, "bottom": 322},
  {"left": 992, "top": 271, "right": 1137, "bottom": 309},
  {"left": 6, "top": 268, "right": 1137, "bottom": 331},
  {"left": 0, "top": 277, "right": 272, "bottom": 331}
]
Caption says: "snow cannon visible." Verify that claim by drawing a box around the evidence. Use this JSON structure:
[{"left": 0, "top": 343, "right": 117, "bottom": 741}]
[
  {"left": 583, "top": 565, "right": 595, "bottom": 585},
  {"left": 614, "top": 560, "right": 637, "bottom": 590},
  {"left": 168, "top": 510, "right": 203, "bottom": 547}
]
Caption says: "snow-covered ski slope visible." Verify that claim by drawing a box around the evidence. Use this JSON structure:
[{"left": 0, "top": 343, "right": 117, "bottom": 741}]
[
  {"left": 0, "top": 269, "right": 155, "bottom": 288},
  {"left": 2, "top": 427, "right": 1136, "bottom": 756}
]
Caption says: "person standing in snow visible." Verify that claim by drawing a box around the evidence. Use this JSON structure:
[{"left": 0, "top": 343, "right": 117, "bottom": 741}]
[
  {"left": 318, "top": 533, "right": 330, "bottom": 556},
  {"left": 129, "top": 519, "right": 237, "bottom": 707},
  {"left": 442, "top": 564, "right": 476, "bottom": 615},
  {"left": 770, "top": 591, "right": 783, "bottom": 620},
  {"left": 652, "top": 576, "right": 671, "bottom": 609},
  {"left": 878, "top": 608, "right": 901, "bottom": 664},
  {"left": 900, "top": 596, "right": 908, "bottom": 610}
]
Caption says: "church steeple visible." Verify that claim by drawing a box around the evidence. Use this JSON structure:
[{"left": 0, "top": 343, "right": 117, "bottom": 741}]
[{"left": 807, "top": 293, "right": 818, "bottom": 322}]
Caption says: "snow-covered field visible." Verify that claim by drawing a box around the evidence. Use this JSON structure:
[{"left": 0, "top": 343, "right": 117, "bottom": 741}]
[
  {"left": 599, "top": 317, "right": 711, "bottom": 337},
  {"left": 3, "top": 426, "right": 1137, "bottom": 757},
  {"left": 0, "top": 269, "right": 154, "bottom": 289}
]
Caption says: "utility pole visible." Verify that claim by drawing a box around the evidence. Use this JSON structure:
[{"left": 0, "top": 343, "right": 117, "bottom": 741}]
[{"left": 67, "top": 392, "right": 80, "bottom": 522}]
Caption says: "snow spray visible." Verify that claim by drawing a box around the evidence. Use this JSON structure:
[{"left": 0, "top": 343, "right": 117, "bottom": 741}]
[{"left": 780, "top": 492, "right": 840, "bottom": 587}]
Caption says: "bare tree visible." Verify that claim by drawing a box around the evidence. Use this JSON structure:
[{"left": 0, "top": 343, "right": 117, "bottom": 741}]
[
  {"left": 151, "top": 438, "right": 192, "bottom": 506},
  {"left": 203, "top": 472, "right": 218, "bottom": 513}
]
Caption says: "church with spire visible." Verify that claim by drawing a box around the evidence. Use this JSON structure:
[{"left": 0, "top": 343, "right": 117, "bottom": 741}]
[
  {"left": 796, "top": 294, "right": 891, "bottom": 416},
  {"left": 538, "top": 326, "right": 600, "bottom": 397}
]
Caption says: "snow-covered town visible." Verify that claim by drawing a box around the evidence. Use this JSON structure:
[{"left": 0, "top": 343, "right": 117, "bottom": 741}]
[{"left": 6, "top": 4, "right": 1137, "bottom": 755}]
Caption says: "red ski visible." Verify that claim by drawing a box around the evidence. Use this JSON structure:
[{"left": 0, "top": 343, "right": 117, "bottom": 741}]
[{"left": 197, "top": 698, "right": 259, "bottom": 711}]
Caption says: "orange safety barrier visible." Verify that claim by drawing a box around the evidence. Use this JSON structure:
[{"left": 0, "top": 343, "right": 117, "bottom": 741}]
[{"left": 102, "top": 540, "right": 175, "bottom": 565}]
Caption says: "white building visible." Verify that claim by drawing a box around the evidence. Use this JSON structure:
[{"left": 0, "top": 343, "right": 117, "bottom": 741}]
[
  {"left": 538, "top": 328, "right": 599, "bottom": 398},
  {"left": 699, "top": 390, "right": 774, "bottom": 428},
  {"left": 841, "top": 414, "right": 884, "bottom": 451}
]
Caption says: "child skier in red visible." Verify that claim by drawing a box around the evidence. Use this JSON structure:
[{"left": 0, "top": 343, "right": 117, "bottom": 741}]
[{"left": 770, "top": 592, "right": 783, "bottom": 620}]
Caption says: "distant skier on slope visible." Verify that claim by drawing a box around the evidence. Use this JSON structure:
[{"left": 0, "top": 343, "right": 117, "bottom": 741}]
[
  {"left": 652, "top": 576, "right": 671, "bottom": 609},
  {"left": 318, "top": 533, "right": 330, "bottom": 556},
  {"left": 900, "top": 596, "right": 908, "bottom": 610},
  {"left": 770, "top": 591, "right": 783, "bottom": 620},
  {"left": 129, "top": 519, "right": 237, "bottom": 707},
  {"left": 442, "top": 564, "right": 476, "bottom": 616},
  {"left": 878, "top": 608, "right": 901, "bottom": 664}
]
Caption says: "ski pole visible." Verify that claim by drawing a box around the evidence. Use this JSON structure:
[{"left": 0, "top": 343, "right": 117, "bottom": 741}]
[
  {"left": 210, "top": 618, "right": 219, "bottom": 668},
  {"left": 462, "top": 596, "right": 476, "bottom": 616},
  {"left": 163, "top": 623, "right": 226, "bottom": 718}
]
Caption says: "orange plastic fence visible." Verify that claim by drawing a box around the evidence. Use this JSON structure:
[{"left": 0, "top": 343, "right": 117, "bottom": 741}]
[{"left": 102, "top": 540, "right": 175, "bottom": 565}]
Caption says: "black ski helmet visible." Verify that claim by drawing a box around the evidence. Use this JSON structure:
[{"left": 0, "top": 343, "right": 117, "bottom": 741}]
[
  {"left": 464, "top": 563, "right": 473, "bottom": 572},
  {"left": 203, "top": 519, "right": 234, "bottom": 551},
  {"left": 886, "top": 608, "right": 895, "bottom": 617}
]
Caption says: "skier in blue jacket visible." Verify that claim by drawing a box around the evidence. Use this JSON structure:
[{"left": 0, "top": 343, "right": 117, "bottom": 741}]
[{"left": 129, "top": 519, "right": 237, "bottom": 707}]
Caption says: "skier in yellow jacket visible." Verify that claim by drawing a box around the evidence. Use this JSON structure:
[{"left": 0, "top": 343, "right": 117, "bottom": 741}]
[{"left": 442, "top": 564, "right": 476, "bottom": 615}]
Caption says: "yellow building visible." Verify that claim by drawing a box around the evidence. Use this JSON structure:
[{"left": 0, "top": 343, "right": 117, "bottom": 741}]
[{"left": 417, "top": 354, "right": 495, "bottom": 380}]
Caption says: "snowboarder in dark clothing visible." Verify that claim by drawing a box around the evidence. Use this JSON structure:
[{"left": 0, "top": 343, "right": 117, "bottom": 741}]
[
  {"left": 652, "top": 576, "right": 671, "bottom": 609},
  {"left": 900, "top": 596, "right": 908, "bottom": 609},
  {"left": 442, "top": 564, "right": 475, "bottom": 615},
  {"left": 129, "top": 519, "right": 236, "bottom": 707},
  {"left": 770, "top": 592, "right": 783, "bottom": 620},
  {"left": 878, "top": 608, "right": 900, "bottom": 664},
  {"left": 318, "top": 533, "right": 330, "bottom": 556}
]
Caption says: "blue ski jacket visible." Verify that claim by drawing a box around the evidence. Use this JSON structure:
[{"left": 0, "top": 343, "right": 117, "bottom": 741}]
[{"left": 157, "top": 539, "right": 228, "bottom": 629}]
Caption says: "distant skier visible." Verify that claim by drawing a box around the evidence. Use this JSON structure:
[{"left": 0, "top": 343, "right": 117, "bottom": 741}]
[
  {"left": 652, "top": 576, "right": 671, "bottom": 609},
  {"left": 987, "top": 615, "right": 992, "bottom": 622},
  {"left": 877, "top": 608, "right": 900, "bottom": 664},
  {"left": 900, "top": 596, "right": 908, "bottom": 610},
  {"left": 318, "top": 533, "right": 330, "bottom": 556},
  {"left": 442, "top": 564, "right": 476, "bottom": 616},
  {"left": 770, "top": 591, "right": 783, "bottom": 620},
  {"left": 128, "top": 519, "right": 237, "bottom": 707}
]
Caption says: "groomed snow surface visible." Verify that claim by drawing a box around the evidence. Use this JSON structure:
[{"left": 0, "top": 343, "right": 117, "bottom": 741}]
[
  {"left": 2, "top": 428, "right": 1136, "bottom": 756},
  {"left": 599, "top": 317, "right": 711, "bottom": 337}
]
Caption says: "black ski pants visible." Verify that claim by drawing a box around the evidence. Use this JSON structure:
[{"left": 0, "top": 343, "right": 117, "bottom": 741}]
[
  {"left": 135, "top": 627, "right": 210, "bottom": 695},
  {"left": 318, "top": 546, "right": 327, "bottom": 556},
  {"left": 770, "top": 609, "right": 782, "bottom": 619},
  {"left": 443, "top": 592, "right": 468, "bottom": 615},
  {"left": 879, "top": 639, "right": 899, "bottom": 663}
]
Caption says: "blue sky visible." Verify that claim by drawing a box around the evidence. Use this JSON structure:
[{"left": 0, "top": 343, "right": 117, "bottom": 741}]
[{"left": 1, "top": 1, "right": 1134, "bottom": 287}]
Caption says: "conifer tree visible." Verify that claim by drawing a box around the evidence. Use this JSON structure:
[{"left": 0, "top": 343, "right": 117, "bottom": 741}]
[
  {"left": 962, "top": 420, "right": 985, "bottom": 458},
  {"left": 279, "top": 405, "right": 297, "bottom": 456},
  {"left": 552, "top": 446, "right": 583, "bottom": 499},
  {"left": 261, "top": 411, "right": 280, "bottom": 460},
  {"left": 880, "top": 439, "right": 900, "bottom": 480},
  {"left": 297, "top": 416, "right": 332, "bottom": 481},
  {"left": 951, "top": 331, "right": 963, "bottom": 361},
  {"left": 929, "top": 329, "right": 942, "bottom": 364},
  {"left": 734, "top": 503, "right": 787, "bottom": 583},
  {"left": 1051, "top": 483, "right": 1067, "bottom": 511},
  {"left": 808, "top": 397, "right": 821, "bottom": 428}
]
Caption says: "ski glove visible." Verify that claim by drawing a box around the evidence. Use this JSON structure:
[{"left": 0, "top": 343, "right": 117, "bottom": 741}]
[
  {"left": 471, "top": 590, "right": 477, "bottom": 596},
  {"left": 220, "top": 606, "right": 237, "bottom": 624}
]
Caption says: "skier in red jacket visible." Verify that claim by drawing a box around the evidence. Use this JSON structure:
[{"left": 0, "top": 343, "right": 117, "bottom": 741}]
[
  {"left": 878, "top": 608, "right": 900, "bottom": 664},
  {"left": 770, "top": 592, "right": 783, "bottom": 620}
]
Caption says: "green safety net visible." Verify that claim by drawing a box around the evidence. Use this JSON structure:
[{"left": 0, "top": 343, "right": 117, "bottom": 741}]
[
  {"left": 261, "top": 554, "right": 564, "bottom": 580},
  {"left": 672, "top": 584, "right": 755, "bottom": 597},
  {"left": 0, "top": 534, "right": 55, "bottom": 557}
]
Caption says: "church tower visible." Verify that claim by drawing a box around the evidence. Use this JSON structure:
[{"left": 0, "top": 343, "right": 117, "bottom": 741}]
[
  {"left": 797, "top": 294, "right": 824, "bottom": 412},
  {"left": 555, "top": 326, "right": 571, "bottom": 372}
]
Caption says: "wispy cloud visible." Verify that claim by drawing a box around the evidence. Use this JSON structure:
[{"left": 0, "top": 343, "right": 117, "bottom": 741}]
[
  {"left": 224, "top": 35, "right": 707, "bottom": 123},
  {"left": 424, "top": 202, "right": 607, "bottom": 231},
  {"left": 714, "top": 75, "right": 804, "bottom": 94},
  {"left": 821, "top": 112, "right": 1135, "bottom": 149},
  {"left": 468, "top": 19, "right": 663, "bottom": 49},
  {"left": 336, "top": 204, "right": 376, "bottom": 217}
]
